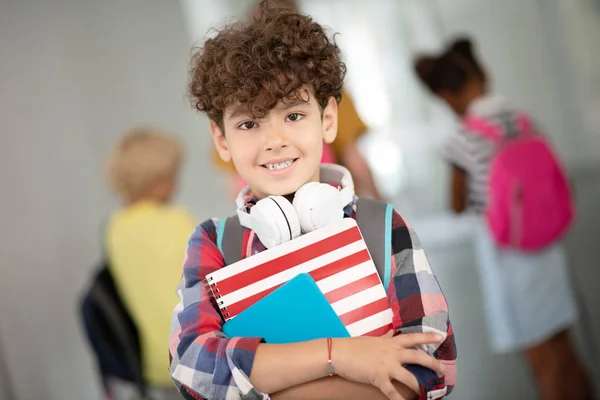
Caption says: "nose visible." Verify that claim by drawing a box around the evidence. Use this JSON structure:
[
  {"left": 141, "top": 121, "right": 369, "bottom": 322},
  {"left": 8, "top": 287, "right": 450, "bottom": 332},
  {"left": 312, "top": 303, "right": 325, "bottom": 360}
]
[{"left": 263, "top": 125, "right": 288, "bottom": 152}]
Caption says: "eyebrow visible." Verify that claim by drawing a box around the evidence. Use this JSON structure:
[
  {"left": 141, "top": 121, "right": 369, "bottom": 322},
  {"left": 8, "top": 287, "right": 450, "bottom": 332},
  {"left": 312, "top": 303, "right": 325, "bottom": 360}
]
[
  {"left": 227, "top": 107, "right": 252, "bottom": 121},
  {"left": 276, "top": 98, "right": 311, "bottom": 113},
  {"left": 226, "top": 98, "right": 311, "bottom": 122}
]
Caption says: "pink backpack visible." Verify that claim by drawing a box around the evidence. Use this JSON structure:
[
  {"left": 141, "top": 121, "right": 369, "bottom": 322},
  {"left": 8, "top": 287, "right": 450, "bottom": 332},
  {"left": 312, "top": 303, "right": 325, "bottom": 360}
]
[{"left": 464, "top": 113, "right": 575, "bottom": 251}]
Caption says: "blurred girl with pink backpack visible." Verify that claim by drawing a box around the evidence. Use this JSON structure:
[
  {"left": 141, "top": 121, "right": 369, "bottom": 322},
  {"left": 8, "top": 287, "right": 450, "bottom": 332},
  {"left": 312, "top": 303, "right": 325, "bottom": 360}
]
[{"left": 414, "top": 37, "right": 594, "bottom": 400}]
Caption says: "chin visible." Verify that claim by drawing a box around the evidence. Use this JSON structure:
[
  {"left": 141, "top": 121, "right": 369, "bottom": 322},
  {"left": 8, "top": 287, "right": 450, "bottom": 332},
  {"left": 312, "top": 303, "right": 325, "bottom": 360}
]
[
  {"left": 262, "top": 180, "right": 305, "bottom": 197},
  {"left": 253, "top": 165, "right": 320, "bottom": 197}
]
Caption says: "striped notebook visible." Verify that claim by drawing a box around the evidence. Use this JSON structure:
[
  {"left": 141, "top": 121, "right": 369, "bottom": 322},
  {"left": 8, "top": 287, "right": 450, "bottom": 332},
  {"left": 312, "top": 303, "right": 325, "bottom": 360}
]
[{"left": 206, "top": 218, "right": 393, "bottom": 337}]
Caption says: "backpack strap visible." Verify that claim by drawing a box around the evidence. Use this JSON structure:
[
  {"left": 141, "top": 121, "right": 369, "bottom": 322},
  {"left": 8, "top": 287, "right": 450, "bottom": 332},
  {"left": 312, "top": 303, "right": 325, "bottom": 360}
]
[
  {"left": 465, "top": 112, "right": 534, "bottom": 142},
  {"left": 89, "top": 219, "right": 149, "bottom": 398},
  {"left": 87, "top": 273, "right": 148, "bottom": 398},
  {"left": 217, "top": 216, "right": 244, "bottom": 265},
  {"left": 355, "top": 198, "right": 394, "bottom": 290},
  {"left": 463, "top": 115, "right": 504, "bottom": 142}
]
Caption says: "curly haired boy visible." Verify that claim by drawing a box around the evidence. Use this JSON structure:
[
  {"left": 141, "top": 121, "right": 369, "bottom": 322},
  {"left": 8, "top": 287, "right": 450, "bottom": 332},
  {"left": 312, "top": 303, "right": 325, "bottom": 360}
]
[{"left": 169, "top": 2, "right": 456, "bottom": 399}]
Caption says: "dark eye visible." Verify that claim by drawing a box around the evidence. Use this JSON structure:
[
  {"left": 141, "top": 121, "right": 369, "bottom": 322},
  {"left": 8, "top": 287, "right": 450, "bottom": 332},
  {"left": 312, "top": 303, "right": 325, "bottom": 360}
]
[
  {"left": 238, "top": 121, "right": 257, "bottom": 130},
  {"left": 286, "top": 113, "right": 304, "bottom": 122}
]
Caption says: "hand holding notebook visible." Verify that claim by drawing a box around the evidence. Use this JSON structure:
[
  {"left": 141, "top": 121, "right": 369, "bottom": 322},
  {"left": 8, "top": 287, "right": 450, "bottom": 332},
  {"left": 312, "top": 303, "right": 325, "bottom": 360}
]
[{"left": 223, "top": 274, "right": 446, "bottom": 398}]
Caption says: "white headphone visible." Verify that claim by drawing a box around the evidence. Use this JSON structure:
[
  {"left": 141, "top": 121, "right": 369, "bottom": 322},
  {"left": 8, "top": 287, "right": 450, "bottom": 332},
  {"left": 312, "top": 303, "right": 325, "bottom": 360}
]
[{"left": 236, "top": 164, "right": 355, "bottom": 249}]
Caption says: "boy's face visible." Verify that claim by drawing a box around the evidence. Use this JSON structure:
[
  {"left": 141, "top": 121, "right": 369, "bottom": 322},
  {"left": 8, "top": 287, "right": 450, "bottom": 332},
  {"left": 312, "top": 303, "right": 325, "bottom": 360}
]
[{"left": 211, "top": 86, "right": 338, "bottom": 199}]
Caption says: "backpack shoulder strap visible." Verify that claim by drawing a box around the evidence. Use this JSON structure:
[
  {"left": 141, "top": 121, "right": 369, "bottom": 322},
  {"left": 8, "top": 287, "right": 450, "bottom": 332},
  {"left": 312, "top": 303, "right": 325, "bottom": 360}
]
[
  {"left": 217, "top": 215, "right": 244, "bottom": 265},
  {"left": 87, "top": 270, "right": 147, "bottom": 398},
  {"left": 355, "top": 198, "right": 394, "bottom": 290},
  {"left": 463, "top": 115, "right": 504, "bottom": 142},
  {"left": 465, "top": 112, "right": 531, "bottom": 142}
]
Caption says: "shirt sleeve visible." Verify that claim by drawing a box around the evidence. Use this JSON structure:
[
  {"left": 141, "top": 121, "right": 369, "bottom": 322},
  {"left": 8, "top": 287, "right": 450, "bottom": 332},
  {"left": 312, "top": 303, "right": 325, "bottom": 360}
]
[
  {"left": 169, "top": 218, "right": 267, "bottom": 400},
  {"left": 387, "top": 210, "right": 457, "bottom": 399}
]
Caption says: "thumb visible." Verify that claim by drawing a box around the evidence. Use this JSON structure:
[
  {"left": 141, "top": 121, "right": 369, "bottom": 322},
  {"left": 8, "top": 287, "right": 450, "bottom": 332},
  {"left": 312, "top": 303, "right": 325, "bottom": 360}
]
[{"left": 384, "top": 329, "right": 395, "bottom": 338}]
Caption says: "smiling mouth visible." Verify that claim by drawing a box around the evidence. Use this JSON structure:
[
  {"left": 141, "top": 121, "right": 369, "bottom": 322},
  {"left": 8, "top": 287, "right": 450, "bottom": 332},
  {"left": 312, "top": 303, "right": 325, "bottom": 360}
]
[{"left": 261, "top": 158, "right": 298, "bottom": 171}]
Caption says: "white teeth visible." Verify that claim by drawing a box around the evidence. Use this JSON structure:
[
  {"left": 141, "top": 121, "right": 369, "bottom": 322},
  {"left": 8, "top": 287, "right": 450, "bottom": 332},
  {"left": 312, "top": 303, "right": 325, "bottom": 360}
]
[{"left": 265, "top": 160, "right": 293, "bottom": 170}]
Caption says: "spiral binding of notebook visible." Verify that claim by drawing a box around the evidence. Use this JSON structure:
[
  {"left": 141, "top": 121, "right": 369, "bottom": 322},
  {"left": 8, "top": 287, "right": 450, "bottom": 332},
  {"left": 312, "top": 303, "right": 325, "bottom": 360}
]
[{"left": 206, "top": 218, "right": 393, "bottom": 337}]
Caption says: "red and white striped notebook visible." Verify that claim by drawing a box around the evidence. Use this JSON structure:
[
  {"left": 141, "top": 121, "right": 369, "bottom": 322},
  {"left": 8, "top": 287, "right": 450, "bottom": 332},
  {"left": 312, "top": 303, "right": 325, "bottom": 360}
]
[{"left": 206, "top": 218, "right": 393, "bottom": 337}]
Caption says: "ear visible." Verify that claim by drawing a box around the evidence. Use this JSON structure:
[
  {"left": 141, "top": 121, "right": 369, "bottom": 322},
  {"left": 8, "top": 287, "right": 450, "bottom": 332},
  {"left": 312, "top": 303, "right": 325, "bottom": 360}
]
[
  {"left": 210, "top": 120, "right": 231, "bottom": 163},
  {"left": 321, "top": 96, "right": 338, "bottom": 144}
]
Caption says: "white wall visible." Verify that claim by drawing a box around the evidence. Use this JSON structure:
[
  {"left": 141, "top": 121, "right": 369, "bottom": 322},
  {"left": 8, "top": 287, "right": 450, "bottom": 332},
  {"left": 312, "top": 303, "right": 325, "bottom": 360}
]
[
  {"left": 0, "top": 1, "right": 228, "bottom": 399},
  {"left": 556, "top": 0, "right": 600, "bottom": 160},
  {"left": 0, "top": 347, "right": 14, "bottom": 400}
]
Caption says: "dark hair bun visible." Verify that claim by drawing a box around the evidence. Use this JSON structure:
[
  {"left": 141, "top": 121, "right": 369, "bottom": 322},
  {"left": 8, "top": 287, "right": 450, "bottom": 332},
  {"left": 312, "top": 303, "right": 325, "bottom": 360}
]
[
  {"left": 450, "top": 37, "right": 476, "bottom": 64},
  {"left": 413, "top": 35, "right": 484, "bottom": 94}
]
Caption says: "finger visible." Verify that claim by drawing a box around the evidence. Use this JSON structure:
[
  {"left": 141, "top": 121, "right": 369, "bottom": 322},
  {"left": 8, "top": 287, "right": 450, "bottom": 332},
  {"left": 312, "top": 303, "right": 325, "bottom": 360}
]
[
  {"left": 394, "top": 332, "right": 444, "bottom": 347},
  {"left": 383, "top": 329, "right": 395, "bottom": 338},
  {"left": 389, "top": 367, "right": 420, "bottom": 394},
  {"left": 397, "top": 349, "right": 444, "bottom": 373},
  {"left": 376, "top": 378, "right": 403, "bottom": 400}
]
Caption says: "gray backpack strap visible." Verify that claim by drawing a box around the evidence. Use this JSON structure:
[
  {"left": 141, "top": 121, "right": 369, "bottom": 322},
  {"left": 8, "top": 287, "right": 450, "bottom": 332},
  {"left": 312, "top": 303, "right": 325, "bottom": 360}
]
[
  {"left": 217, "top": 216, "right": 244, "bottom": 265},
  {"left": 355, "top": 198, "right": 394, "bottom": 290}
]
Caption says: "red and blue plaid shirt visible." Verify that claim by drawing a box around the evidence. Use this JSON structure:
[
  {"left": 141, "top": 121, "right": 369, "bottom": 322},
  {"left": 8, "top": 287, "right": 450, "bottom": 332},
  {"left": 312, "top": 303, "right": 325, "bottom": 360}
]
[{"left": 169, "top": 197, "right": 457, "bottom": 399}]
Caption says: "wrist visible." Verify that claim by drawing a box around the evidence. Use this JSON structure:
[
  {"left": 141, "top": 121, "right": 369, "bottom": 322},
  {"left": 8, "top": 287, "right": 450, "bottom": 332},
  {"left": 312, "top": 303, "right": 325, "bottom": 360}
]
[
  {"left": 329, "top": 337, "right": 351, "bottom": 377},
  {"left": 251, "top": 339, "right": 344, "bottom": 393},
  {"left": 327, "top": 337, "right": 339, "bottom": 377}
]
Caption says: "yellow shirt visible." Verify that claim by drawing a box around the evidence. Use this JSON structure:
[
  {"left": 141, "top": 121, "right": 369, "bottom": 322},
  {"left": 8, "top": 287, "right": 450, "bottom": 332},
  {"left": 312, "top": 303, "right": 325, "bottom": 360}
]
[
  {"left": 106, "top": 201, "right": 197, "bottom": 386},
  {"left": 211, "top": 89, "right": 368, "bottom": 173}
]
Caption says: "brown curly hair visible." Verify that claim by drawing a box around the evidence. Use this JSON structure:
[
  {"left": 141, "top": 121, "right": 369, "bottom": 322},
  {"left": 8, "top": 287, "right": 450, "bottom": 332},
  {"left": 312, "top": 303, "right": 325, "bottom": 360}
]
[{"left": 188, "top": 0, "right": 346, "bottom": 132}]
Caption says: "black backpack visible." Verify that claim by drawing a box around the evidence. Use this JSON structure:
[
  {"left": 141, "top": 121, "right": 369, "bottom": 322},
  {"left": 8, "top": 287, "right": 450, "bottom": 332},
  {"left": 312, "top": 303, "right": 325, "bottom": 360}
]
[{"left": 78, "top": 258, "right": 148, "bottom": 398}]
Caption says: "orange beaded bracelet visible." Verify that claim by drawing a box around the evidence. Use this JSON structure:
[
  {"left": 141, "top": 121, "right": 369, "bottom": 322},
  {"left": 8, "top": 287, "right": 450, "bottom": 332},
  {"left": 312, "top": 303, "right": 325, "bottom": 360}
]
[{"left": 326, "top": 337, "right": 334, "bottom": 376}]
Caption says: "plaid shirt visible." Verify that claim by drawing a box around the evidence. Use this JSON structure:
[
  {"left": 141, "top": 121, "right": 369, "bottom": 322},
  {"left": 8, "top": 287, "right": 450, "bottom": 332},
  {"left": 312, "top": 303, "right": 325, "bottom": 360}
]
[{"left": 169, "top": 197, "right": 457, "bottom": 400}]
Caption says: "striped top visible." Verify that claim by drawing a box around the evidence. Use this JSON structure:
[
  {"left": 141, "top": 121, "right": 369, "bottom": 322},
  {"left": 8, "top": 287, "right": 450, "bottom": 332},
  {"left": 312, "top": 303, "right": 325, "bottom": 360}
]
[
  {"left": 443, "top": 94, "right": 541, "bottom": 213},
  {"left": 168, "top": 196, "right": 457, "bottom": 400}
]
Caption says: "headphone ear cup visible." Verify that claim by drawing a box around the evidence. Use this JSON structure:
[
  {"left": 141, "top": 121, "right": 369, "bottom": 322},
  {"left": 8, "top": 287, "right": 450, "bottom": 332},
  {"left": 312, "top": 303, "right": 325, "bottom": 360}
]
[
  {"left": 293, "top": 183, "right": 344, "bottom": 233},
  {"left": 250, "top": 195, "right": 301, "bottom": 249}
]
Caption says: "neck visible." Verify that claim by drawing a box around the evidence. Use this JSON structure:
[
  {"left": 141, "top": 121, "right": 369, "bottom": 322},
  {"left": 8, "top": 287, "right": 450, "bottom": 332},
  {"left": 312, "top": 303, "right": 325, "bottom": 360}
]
[
  {"left": 124, "top": 196, "right": 168, "bottom": 207},
  {"left": 459, "top": 82, "right": 487, "bottom": 116}
]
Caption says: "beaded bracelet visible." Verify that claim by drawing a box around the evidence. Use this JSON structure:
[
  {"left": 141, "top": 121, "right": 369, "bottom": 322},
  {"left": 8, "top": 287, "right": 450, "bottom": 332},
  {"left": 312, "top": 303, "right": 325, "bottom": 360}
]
[{"left": 326, "top": 337, "right": 334, "bottom": 376}]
